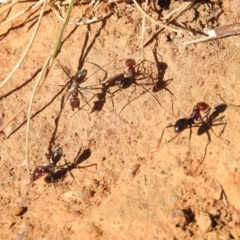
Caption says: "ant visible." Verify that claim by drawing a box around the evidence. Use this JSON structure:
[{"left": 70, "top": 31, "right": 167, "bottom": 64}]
[
  {"left": 56, "top": 60, "right": 99, "bottom": 112},
  {"left": 32, "top": 147, "right": 96, "bottom": 184},
  {"left": 174, "top": 102, "right": 210, "bottom": 134},
  {"left": 158, "top": 102, "right": 210, "bottom": 148},
  {"left": 67, "top": 69, "right": 90, "bottom": 111},
  {"left": 32, "top": 146, "right": 63, "bottom": 182},
  {"left": 92, "top": 58, "right": 169, "bottom": 115}
]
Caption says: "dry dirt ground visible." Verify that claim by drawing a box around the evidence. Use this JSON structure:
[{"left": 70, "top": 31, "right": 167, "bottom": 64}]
[{"left": 1, "top": 0, "right": 240, "bottom": 239}]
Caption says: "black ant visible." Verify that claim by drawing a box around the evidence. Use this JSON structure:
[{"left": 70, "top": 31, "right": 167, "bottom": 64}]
[
  {"left": 158, "top": 102, "right": 210, "bottom": 148},
  {"left": 32, "top": 146, "right": 63, "bottom": 182},
  {"left": 56, "top": 60, "right": 101, "bottom": 112},
  {"left": 174, "top": 102, "right": 210, "bottom": 134},
  {"left": 67, "top": 69, "right": 89, "bottom": 111},
  {"left": 92, "top": 58, "right": 170, "bottom": 114},
  {"left": 32, "top": 147, "right": 96, "bottom": 184}
]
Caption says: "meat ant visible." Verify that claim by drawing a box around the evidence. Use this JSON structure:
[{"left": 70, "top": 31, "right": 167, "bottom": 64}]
[
  {"left": 68, "top": 69, "right": 88, "bottom": 111},
  {"left": 32, "top": 147, "right": 96, "bottom": 184},
  {"left": 32, "top": 146, "right": 63, "bottom": 182},
  {"left": 56, "top": 60, "right": 102, "bottom": 113},
  {"left": 91, "top": 58, "right": 170, "bottom": 115},
  {"left": 158, "top": 102, "right": 210, "bottom": 148},
  {"left": 117, "top": 59, "right": 172, "bottom": 115}
]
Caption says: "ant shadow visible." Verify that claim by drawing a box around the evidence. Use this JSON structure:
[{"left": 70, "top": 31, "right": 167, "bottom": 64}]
[
  {"left": 152, "top": 48, "right": 174, "bottom": 96},
  {"left": 197, "top": 103, "right": 228, "bottom": 163},
  {"left": 0, "top": 68, "right": 41, "bottom": 101}
]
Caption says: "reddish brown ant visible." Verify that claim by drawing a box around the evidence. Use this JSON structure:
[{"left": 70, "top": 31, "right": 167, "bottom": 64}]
[
  {"left": 32, "top": 146, "right": 62, "bottom": 182},
  {"left": 67, "top": 69, "right": 90, "bottom": 111},
  {"left": 32, "top": 147, "right": 97, "bottom": 184},
  {"left": 90, "top": 58, "right": 170, "bottom": 114},
  {"left": 113, "top": 59, "right": 171, "bottom": 115},
  {"left": 56, "top": 60, "right": 102, "bottom": 112},
  {"left": 158, "top": 102, "right": 210, "bottom": 148}
]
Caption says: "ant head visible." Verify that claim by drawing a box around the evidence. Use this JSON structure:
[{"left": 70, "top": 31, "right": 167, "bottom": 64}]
[
  {"left": 32, "top": 167, "right": 43, "bottom": 182},
  {"left": 125, "top": 59, "right": 136, "bottom": 68}
]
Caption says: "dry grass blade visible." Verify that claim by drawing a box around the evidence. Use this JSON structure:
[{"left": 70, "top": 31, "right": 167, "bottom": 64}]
[
  {"left": 25, "top": 0, "right": 75, "bottom": 178},
  {"left": 51, "top": 0, "right": 112, "bottom": 26},
  {"left": 140, "top": 2, "right": 193, "bottom": 48},
  {"left": 0, "top": 0, "right": 46, "bottom": 89},
  {"left": 140, "top": 0, "right": 147, "bottom": 61},
  {"left": 0, "top": 0, "right": 20, "bottom": 16},
  {"left": 132, "top": 0, "right": 182, "bottom": 33},
  {"left": 0, "top": 0, "right": 43, "bottom": 27}
]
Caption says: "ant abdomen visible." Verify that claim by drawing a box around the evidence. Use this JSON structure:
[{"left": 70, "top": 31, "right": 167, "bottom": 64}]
[
  {"left": 70, "top": 97, "right": 80, "bottom": 110},
  {"left": 174, "top": 118, "right": 192, "bottom": 133},
  {"left": 74, "top": 69, "right": 88, "bottom": 84},
  {"left": 116, "top": 77, "right": 133, "bottom": 89}
]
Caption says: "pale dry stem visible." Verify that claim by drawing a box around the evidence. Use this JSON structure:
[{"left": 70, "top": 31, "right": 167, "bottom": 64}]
[
  {"left": 0, "top": 0, "right": 46, "bottom": 89},
  {"left": 25, "top": 0, "right": 75, "bottom": 178},
  {"left": 0, "top": 0, "right": 43, "bottom": 26},
  {"left": 0, "top": 0, "right": 19, "bottom": 16},
  {"left": 132, "top": 0, "right": 182, "bottom": 33},
  {"left": 140, "top": 2, "right": 193, "bottom": 48}
]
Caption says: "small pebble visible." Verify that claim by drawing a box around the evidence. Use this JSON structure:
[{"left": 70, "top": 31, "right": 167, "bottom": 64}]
[
  {"left": 213, "top": 189, "right": 222, "bottom": 200},
  {"left": 127, "top": 164, "right": 140, "bottom": 179},
  {"left": 10, "top": 206, "right": 26, "bottom": 216},
  {"left": 209, "top": 207, "right": 220, "bottom": 217},
  {"left": 60, "top": 190, "right": 83, "bottom": 202},
  {"left": 171, "top": 209, "right": 190, "bottom": 227},
  {"left": 232, "top": 214, "right": 240, "bottom": 224},
  {"left": 196, "top": 212, "right": 213, "bottom": 233},
  {"left": 83, "top": 178, "right": 99, "bottom": 188},
  {"left": 83, "top": 222, "right": 102, "bottom": 238}
]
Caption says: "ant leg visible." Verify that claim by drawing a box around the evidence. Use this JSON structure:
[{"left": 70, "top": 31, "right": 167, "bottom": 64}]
[
  {"left": 210, "top": 122, "right": 227, "bottom": 138},
  {"left": 119, "top": 83, "right": 171, "bottom": 115},
  {"left": 76, "top": 163, "right": 97, "bottom": 173},
  {"left": 157, "top": 128, "right": 166, "bottom": 149},
  {"left": 188, "top": 126, "right": 192, "bottom": 141},
  {"left": 79, "top": 91, "right": 94, "bottom": 109},
  {"left": 106, "top": 88, "right": 121, "bottom": 110},
  {"left": 138, "top": 84, "right": 171, "bottom": 114},
  {"left": 118, "top": 91, "right": 146, "bottom": 116},
  {"left": 164, "top": 86, "right": 174, "bottom": 96},
  {"left": 203, "top": 130, "right": 211, "bottom": 162}
]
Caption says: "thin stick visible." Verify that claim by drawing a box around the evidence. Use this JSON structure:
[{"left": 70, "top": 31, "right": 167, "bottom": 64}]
[
  {"left": 141, "top": 2, "right": 193, "bottom": 48},
  {"left": 132, "top": 0, "right": 182, "bottom": 33},
  {"left": 0, "top": 0, "right": 44, "bottom": 89},
  {"left": 24, "top": 0, "right": 49, "bottom": 177},
  {"left": 140, "top": 0, "right": 147, "bottom": 61},
  {"left": 0, "top": 0, "right": 43, "bottom": 26},
  {"left": 0, "top": 0, "right": 19, "bottom": 16}
]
